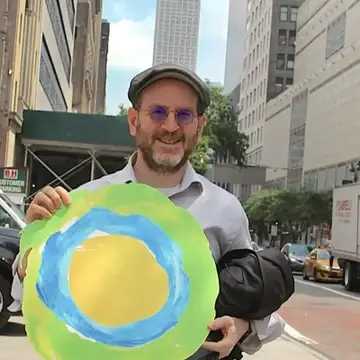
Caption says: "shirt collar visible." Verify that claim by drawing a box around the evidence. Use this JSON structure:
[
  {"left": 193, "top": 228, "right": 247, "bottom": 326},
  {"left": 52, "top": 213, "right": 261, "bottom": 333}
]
[{"left": 115, "top": 152, "right": 204, "bottom": 192}]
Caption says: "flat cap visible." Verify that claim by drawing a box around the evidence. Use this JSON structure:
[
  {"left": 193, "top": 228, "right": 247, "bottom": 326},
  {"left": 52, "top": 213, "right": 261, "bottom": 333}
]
[{"left": 128, "top": 63, "right": 211, "bottom": 115}]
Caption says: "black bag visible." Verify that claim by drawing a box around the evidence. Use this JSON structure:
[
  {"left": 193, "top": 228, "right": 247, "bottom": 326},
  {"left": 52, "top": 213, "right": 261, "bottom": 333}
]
[
  {"left": 189, "top": 247, "right": 294, "bottom": 360},
  {"left": 215, "top": 247, "right": 294, "bottom": 320}
]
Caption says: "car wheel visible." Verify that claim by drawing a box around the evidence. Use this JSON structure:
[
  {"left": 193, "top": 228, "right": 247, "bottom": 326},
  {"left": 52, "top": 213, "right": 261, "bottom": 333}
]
[
  {"left": 302, "top": 269, "right": 309, "bottom": 280},
  {"left": 313, "top": 268, "right": 320, "bottom": 282},
  {"left": 0, "top": 273, "right": 12, "bottom": 331}
]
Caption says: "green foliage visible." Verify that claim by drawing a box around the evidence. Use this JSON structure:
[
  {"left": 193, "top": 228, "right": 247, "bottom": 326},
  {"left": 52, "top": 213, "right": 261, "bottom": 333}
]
[
  {"left": 245, "top": 188, "right": 333, "bottom": 226},
  {"left": 118, "top": 104, "right": 128, "bottom": 116},
  {"left": 190, "top": 136, "right": 209, "bottom": 175},
  {"left": 203, "top": 81, "right": 249, "bottom": 166}
]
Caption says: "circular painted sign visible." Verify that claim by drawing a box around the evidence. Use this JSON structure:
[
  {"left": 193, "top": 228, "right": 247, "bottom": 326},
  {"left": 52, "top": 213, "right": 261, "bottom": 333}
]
[{"left": 21, "top": 183, "right": 219, "bottom": 360}]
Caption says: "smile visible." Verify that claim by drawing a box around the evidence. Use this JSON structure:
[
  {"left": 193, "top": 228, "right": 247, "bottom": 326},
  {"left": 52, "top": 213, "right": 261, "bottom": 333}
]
[{"left": 157, "top": 139, "right": 181, "bottom": 145}]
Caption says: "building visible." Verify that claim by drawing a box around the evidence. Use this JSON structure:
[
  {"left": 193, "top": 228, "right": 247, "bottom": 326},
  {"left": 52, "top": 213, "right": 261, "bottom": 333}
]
[
  {"left": 72, "top": 0, "right": 103, "bottom": 113},
  {"left": 264, "top": 0, "right": 360, "bottom": 190},
  {"left": 95, "top": 19, "right": 110, "bottom": 114},
  {"left": 152, "top": 0, "right": 200, "bottom": 71},
  {"left": 238, "top": 0, "right": 302, "bottom": 168},
  {"left": 223, "top": 0, "right": 247, "bottom": 95},
  {"left": 0, "top": 0, "right": 45, "bottom": 167},
  {"left": 37, "top": 0, "right": 77, "bottom": 112}
]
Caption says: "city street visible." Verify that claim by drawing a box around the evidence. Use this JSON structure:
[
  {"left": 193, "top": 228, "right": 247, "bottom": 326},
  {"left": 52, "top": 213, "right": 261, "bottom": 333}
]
[{"left": 279, "top": 274, "right": 360, "bottom": 360}]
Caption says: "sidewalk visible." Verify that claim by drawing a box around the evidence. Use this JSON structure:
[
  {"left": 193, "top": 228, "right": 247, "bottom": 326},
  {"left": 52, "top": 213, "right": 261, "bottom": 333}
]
[{"left": 246, "top": 335, "right": 328, "bottom": 359}]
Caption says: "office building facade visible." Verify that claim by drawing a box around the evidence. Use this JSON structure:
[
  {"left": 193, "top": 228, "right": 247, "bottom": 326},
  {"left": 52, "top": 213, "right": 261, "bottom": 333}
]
[
  {"left": 72, "top": 0, "right": 103, "bottom": 113},
  {"left": 223, "top": 0, "right": 247, "bottom": 95},
  {"left": 95, "top": 20, "right": 110, "bottom": 114},
  {"left": 0, "top": 0, "right": 44, "bottom": 167},
  {"left": 37, "top": 0, "right": 77, "bottom": 112},
  {"left": 264, "top": 0, "right": 360, "bottom": 190},
  {"left": 152, "top": 0, "right": 200, "bottom": 71},
  {"left": 238, "top": 0, "right": 302, "bottom": 168}
]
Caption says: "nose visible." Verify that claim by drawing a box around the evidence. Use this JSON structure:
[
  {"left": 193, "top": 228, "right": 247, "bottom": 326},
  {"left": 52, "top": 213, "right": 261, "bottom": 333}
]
[{"left": 161, "top": 111, "right": 179, "bottom": 132}]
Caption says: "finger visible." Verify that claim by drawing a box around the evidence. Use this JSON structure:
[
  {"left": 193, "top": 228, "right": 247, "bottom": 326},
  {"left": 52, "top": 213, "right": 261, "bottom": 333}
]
[
  {"left": 203, "top": 324, "right": 237, "bottom": 354},
  {"left": 41, "top": 186, "right": 62, "bottom": 210},
  {"left": 35, "top": 192, "right": 57, "bottom": 213},
  {"left": 54, "top": 186, "right": 71, "bottom": 206},
  {"left": 208, "top": 316, "right": 234, "bottom": 331},
  {"left": 21, "top": 248, "right": 33, "bottom": 270},
  {"left": 26, "top": 203, "right": 52, "bottom": 223}
]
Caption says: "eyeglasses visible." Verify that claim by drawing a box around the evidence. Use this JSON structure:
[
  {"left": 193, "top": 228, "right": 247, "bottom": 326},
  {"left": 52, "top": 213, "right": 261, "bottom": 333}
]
[{"left": 138, "top": 105, "right": 195, "bottom": 125}]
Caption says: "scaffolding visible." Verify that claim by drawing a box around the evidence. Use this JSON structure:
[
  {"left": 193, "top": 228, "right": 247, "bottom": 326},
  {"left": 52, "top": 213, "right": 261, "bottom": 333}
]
[{"left": 22, "top": 139, "right": 132, "bottom": 203}]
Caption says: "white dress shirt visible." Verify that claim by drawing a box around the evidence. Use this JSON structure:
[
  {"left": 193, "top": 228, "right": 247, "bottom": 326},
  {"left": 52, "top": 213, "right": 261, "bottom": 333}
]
[{"left": 10, "top": 158, "right": 284, "bottom": 354}]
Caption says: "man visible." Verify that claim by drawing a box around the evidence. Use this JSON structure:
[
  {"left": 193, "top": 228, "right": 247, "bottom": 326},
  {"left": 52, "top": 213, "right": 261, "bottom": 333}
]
[{"left": 10, "top": 64, "right": 284, "bottom": 358}]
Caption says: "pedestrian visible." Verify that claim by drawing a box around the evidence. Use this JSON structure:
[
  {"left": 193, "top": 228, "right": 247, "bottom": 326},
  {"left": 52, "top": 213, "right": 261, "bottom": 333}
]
[
  {"left": 10, "top": 63, "right": 284, "bottom": 359},
  {"left": 327, "top": 243, "right": 334, "bottom": 271}
]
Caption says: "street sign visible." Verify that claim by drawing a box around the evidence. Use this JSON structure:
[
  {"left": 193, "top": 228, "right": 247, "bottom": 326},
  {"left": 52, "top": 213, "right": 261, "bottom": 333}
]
[{"left": 0, "top": 167, "right": 28, "bottom": 194}]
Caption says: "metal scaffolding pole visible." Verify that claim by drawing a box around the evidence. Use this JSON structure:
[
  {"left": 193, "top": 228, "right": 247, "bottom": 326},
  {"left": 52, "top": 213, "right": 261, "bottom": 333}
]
[{"left": 25, "top": 147, "right": 72, "bottom": 191}]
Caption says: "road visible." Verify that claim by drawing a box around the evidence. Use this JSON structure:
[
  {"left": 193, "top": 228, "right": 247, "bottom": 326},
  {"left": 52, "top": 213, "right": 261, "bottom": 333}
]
[
  {"left": 278, "top": 274, "right": 360, "bottom": 360},
  {"left": 0, "top": 316, "right": 39, "bottom": 360}
]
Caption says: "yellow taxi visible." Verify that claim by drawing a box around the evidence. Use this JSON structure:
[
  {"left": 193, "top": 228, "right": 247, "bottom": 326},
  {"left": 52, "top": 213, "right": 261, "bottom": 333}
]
[{"left": 302, "top": 248, "right": 343, "bottom": 282}]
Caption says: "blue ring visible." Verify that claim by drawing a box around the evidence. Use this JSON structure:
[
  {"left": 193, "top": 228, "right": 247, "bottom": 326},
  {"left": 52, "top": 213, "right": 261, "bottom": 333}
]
[{"left": 36, "top": 208, "right": 190, "bottom": 347}]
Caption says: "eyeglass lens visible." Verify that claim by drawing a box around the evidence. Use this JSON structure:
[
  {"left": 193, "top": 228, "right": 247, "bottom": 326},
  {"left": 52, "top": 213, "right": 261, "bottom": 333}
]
[{"left": 149, "top": 105, "right": 194, "bottom": 125}]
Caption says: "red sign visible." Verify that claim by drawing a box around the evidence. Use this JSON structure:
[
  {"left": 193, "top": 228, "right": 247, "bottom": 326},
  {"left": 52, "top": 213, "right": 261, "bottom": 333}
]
[
  {"left": 3, "top": 168, "right": 18, "bottom": 179},
  {"left": 336, "top": 200, "right": 352, "bottom": 217}
]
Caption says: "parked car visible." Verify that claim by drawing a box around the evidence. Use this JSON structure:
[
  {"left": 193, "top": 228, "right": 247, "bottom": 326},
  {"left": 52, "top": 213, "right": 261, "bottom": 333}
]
[
  {"left": 281, "top": 243, "right": 314, "bottom": 272},
  {"left": 0, "top": 190, "right": 26, "bottom": 330},
  {"left": 302, "top": 248, "right": 343, "bottom": 282}
]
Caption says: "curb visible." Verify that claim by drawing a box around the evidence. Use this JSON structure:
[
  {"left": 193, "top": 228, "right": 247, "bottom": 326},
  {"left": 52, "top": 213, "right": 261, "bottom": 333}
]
[
  {"left": 284, "top": 324, "right": 318, "bottom": 346},
  {"left": 283, "top": 325, "right": 331, "bottom": 360}
]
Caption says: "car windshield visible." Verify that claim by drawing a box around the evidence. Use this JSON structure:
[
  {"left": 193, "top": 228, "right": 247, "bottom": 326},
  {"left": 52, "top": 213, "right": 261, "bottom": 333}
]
[
  {"left": 0, "top": 192, "right": 26, "bottom": 223},
  {"left": 291, "top": 245, "right": 313, "bottom": 256},
  {"left": 318, "top": 251, "right": 338, "bottom": 260}
]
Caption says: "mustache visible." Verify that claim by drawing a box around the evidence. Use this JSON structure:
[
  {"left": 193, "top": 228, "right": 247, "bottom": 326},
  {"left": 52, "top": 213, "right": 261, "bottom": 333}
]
[{"left": 154, "top": 131, "right": 185, "bottom": 142}]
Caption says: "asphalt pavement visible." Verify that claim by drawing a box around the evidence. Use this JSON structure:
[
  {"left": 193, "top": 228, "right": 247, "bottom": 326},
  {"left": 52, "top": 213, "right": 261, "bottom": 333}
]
[{"left": 279, "top": 274, "right": 360, "bottom": 360}]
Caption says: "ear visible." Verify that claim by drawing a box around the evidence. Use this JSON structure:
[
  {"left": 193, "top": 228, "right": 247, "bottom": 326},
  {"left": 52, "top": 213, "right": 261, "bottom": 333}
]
[{"left": 128, "top": 107, "right": 138, "bottom": 136}]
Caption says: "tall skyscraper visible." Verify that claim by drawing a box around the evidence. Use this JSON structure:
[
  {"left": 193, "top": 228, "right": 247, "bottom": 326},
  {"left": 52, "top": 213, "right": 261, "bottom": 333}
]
[
  {"left": 223, "top": 0, "right": 247, "bottom": 95},
  {"left": 152, "top": 0, "right": 201, "bottom": 71},
  {"left": 238, "top": 0, "right": 302, "bottom": 168}
]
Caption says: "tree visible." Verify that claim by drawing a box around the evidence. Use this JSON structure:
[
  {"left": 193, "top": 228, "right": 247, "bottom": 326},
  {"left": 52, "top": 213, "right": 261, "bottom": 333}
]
[
  {"left": 190, "top": 135, "right": 209, "bottom": 175},
  {"left": 245, "top": 188, "right": 333, "bottom": 244},
  {"left": 118, "top": 104, "right": 128, "bottom": 116},
  {"left": 204, "top": 82, "right": 249, "bottom": 166}
]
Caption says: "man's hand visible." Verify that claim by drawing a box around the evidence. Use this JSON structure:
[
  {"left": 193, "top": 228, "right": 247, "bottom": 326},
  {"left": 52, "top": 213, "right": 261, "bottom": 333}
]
[
  {"left": 203, "top": 316, "right": 250, "bottom": 358},
  {"left": 26, "top": 186, "right": 71, "bottom": 224},
  {"left": 17, "top": 248, "right": 32, "bottom": 281}
]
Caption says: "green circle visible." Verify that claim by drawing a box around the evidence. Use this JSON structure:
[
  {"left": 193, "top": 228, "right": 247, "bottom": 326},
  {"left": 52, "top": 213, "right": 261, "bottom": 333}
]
[{"left": 22, "top": 183, "right": 219, "bottom": 360}]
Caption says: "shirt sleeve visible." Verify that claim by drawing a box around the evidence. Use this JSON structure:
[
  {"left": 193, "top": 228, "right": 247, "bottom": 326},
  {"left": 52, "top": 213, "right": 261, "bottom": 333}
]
[
  {"left": 222, "top": 196, "right": 285, "bottom": 353},
  {"left": 8, "top": 253, "right": 23, "bottom": 312}
]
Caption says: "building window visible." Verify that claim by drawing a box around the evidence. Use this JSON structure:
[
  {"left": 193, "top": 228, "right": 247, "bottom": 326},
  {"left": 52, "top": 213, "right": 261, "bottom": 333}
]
[
  {"left": 39, "top": 37, "right": 67, "bottom": 111},
  {"left": 326, "top": 12, "right": 346, "bottom": 59},
  {"left": 287, "top": 54, "right": 295, "bottom": 69},
  {"left": 290, "top": 7, "right": 298, "bottom": 22},
  {"left": 278, "top": 29, "right": 287, "bottom": 45},
  {"left": 289, "top": 30, "right": 296, "bottom": 46},
  {"left": 45, "top": 0, "right": 71, "bottom": 80},
  {"left": 275, "top": 77, "right": 284, "bottom": 93},
  {"left": 286, "top": 77, "right": 293, "bottom": 88},
  {"left": 276, "top": 53, "right": 285, "bottom": 69},
  {"left": 65, "top": 0, "right": 75, "bottom": 30},
  {"left": 280, "top": 6, "right": 288, "bottom": 21}
]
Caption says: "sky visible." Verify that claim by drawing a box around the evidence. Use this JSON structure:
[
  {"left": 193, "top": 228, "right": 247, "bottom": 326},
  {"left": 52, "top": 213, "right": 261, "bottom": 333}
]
[{"left": 102, "top": 0, "right": 230, "bottom": 115}]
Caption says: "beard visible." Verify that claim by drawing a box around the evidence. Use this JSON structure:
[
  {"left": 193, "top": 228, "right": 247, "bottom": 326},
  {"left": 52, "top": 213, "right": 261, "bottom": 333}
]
[{"left": 135, "top": 123, "right": 199, "bottom": 174}]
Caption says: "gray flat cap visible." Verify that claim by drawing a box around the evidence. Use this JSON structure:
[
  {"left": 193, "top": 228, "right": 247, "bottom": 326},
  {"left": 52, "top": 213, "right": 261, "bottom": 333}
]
[{"left": 128, "top": 63, "right": 211, "bottom": 115}]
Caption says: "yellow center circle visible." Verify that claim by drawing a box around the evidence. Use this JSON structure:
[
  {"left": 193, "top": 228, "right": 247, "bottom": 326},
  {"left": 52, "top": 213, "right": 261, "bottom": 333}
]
[{"left": 68, "top": 234, "right": 169, "bottom": 327}]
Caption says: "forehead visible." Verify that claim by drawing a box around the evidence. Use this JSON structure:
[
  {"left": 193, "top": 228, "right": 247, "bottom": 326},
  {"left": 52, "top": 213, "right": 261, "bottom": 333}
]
[{"left": 140, "top": 78, "right": 198, "bottom": 107}]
